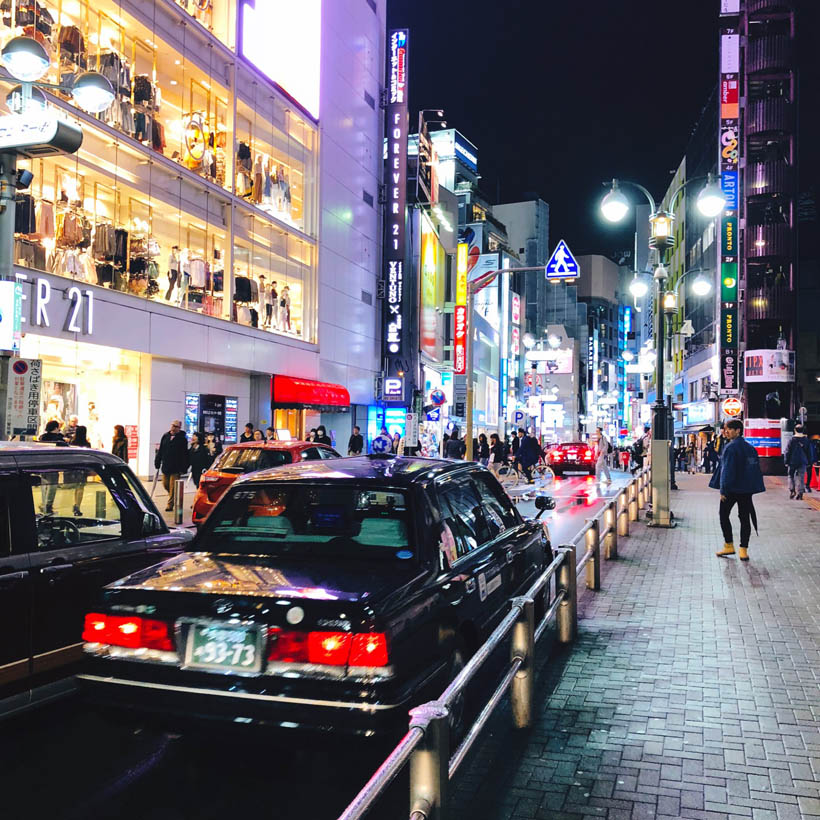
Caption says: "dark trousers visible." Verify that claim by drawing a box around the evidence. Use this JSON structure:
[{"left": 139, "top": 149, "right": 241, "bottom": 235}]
[{"left": 719, "top": 492, "right": 754, "bottom": 548}]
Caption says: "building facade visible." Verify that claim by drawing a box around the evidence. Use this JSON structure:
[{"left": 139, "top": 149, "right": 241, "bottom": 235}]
[{"left": 5, "top": 0, "right": 385, "bottom": 469}]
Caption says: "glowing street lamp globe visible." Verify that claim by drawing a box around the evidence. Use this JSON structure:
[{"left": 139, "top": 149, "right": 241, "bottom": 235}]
[
  {"left": 696, "top": 175, "right": 726, "bottom": 218},
  {"left": 1, "top": 36, "right": 49, "bottom": 82},
  {"left": 600, "top": 185, "right": 630, "bottom": 223},
  {"left": 629, "top": 276, "right": 649, "bottom": 298},
  {"left": 691, "top": 274, "right": 713, "bottom": 296}
]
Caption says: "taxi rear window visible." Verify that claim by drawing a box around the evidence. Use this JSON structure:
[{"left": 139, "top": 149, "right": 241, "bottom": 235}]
[{"left": 198, "top": 483, "right": 413, "bottom": 561}]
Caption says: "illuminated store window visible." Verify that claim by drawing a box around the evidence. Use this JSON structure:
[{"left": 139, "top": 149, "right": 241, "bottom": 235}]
[
  {"left": 234, "top": 65, "right": 317, "bottom": 237},
  {"left": 233, "top": 214, "right": 316, "bottom": 343}
]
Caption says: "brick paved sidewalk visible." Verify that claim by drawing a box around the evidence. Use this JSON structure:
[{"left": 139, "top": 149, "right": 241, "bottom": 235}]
[{"left": 449, "top": 473, "right": 820, "bottom": 820}]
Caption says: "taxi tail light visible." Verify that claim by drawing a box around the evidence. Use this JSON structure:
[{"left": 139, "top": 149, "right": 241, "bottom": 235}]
[
  {"left": 82, "top": 613, "right": 174, "bottom": 651},
  {"left": 267, "top": 629, "right": 389, "bottom": 667},
  {"left": 584, "top": 450, "right": 593, "bottom": 460},
  {"left": 349, "top": 633, "right": 389, "bottom": 667}
]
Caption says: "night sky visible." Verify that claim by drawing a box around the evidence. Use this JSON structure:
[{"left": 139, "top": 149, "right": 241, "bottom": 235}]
[{"left": 386, "top": 0, "right": 723, "bottom": 257}]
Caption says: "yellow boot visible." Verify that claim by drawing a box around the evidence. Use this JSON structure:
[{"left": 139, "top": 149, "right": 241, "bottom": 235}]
[
  {"left": 738, "top": 547, "right": 748, "bottom": 561},
  {"left": 716, "top": 542, "right": 735, "bottom": 558}
]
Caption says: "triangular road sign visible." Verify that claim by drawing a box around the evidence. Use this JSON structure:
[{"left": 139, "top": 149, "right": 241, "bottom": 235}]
[{"left": 545, "top": 239, "right": 580, "bottom": 280}]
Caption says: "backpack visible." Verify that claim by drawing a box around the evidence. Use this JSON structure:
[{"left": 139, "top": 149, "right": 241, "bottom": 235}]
[
  {"left": 607, "top": 440, "right": 613, "bottom": 455},
  {"left": 632, "top": 439, "right": 644, "bottom": 457}
]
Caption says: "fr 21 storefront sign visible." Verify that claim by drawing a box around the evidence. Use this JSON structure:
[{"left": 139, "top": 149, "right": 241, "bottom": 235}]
[{"left": 15, "top": 274, "right": 94, "bottom": 335}]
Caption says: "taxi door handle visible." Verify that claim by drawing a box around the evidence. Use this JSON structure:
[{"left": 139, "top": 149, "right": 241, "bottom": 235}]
[
  {"left": 41, "top": 563, "right": 74, "bottom": 575},
  {"left": 505, "top": 549, "right": 514, "bottom": 564},
  {"left": 464, "top": 578, "right": 476, "bottom": 594}
]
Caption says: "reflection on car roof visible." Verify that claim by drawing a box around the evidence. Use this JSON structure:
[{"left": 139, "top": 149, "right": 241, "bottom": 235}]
[{"left": 238, "top": 454, "right": 464, "bottom": 486}]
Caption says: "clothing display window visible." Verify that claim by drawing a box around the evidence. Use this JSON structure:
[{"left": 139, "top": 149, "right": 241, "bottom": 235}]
[{"left": 1, "top": 0, "right": 317, "bottom": 343}]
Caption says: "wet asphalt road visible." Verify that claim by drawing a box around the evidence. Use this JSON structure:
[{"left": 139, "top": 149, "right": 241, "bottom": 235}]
[{"left": 3, "top": 473, "right": 631, "bottom": 820}]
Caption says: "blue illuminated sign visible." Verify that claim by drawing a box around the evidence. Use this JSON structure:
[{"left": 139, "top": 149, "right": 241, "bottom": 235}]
[{"left": 721, "top": 171, "right": 739, "bottom": 211}]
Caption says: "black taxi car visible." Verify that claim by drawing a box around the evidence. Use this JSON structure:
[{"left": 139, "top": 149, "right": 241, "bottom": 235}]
[
  {"left": 79, "top": 455, "right": 553, "bottom": 736},
  {"left": 0, "top": 443, "right": 192, "bottom": 718}
]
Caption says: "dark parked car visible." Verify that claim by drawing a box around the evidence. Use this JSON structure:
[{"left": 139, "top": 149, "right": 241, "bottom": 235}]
[
  {"left": 79, "top": 455, "right": 553, "bottom": 737},
  {"left": 0, "top": 443, "right": 192, "bottom": 718}
]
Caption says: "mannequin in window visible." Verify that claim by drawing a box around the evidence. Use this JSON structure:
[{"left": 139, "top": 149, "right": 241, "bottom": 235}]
[{"left": 279, "top": 285, "right": 291, "bottom": 331}]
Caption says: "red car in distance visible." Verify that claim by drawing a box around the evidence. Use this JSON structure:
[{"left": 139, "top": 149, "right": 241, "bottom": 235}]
[
  {"left": 546, "top": 441, "right": 595, "bottom": 477},
  {"left": 191, "top": 440, "right": 341, "bottom": 526}
]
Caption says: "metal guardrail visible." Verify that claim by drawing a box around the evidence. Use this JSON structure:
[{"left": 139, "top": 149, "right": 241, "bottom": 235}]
[{"left": 337, "top": 467, "right": 652, "bottom": 820}]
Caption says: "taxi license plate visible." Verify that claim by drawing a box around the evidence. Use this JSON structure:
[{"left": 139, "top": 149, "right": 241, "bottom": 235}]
[{"left": 185, "top": 623, "right": 261, "bottom": 673}]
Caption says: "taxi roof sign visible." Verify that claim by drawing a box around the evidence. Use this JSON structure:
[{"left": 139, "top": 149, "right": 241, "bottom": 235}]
[{"left": 545, "top": 239, "right": 580, "bottom": 280}]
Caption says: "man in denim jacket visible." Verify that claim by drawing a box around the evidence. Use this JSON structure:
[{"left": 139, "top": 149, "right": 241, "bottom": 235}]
[{"left": 709, "top": 419, "right": 765, "bottom": 561}]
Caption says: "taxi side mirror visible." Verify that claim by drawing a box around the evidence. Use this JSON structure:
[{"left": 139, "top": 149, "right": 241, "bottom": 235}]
[{"left": 534, "top": 495, "right": 556, "bottom": 511}]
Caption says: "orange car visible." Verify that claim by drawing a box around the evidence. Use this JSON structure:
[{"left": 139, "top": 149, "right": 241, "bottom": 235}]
[{"left": 191, "top": 440, "right": 341, "bottom": 526}]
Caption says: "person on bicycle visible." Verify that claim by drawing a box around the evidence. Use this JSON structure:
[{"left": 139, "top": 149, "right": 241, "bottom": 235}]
[{"left": 515, "top": 428, "right": 541, "bottom": 484}]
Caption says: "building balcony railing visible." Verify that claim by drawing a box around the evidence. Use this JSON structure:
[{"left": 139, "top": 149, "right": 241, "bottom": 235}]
[
  {"left": 746, "top": 98, "right": 794, "bottom": 135},
  {"left": 747, "top": 34, "right": 792, "bottom": 74},
  {"left": 746, "top": 282, "right": 794, "bottom": 321},
  {"left": 745, "top": 223, "right": 793, "bottom": 258},
  {"left": 747, "top": 0, "right": 794, "bottom": 15},
  {"left": 746, "top": 160, "right": 793, "bottom": 197}
]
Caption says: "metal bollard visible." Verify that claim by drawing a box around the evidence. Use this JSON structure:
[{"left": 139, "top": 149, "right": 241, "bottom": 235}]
[
  {"left": 617, "top": 488, "right": 630, "bottom": 537},
  {"left": 409, "top": 703, "right": 449, "bottom": 820},
  {"left": 604, "top": 501, "right": 618, "bottom": 559},
  {"left": 174, "top": 477, "right": 186, "bottom": 525},
  {"left": 510, "top": 597, "right": 535, "bottom": 730},
  {"left": 638, "top": 472, "right": 646, "bottom": 510},
  {"left": 556, "top": 546, "right": 577, "bottom": 644},
  {"left": 629, "top": 479, "right": 639, "bottom": 522},
  {"left": 585, "top": 519, "right": 600, "bottom": 591}
]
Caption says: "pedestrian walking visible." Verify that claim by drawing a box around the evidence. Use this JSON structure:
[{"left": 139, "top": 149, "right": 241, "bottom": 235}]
[
  {"left": 703, "top": 439, "right": 716, "bottom": 474},
  {"left": 390, "top": 432, "right": 401, "bottom": 454},
  {"left": 686, "top": 437, "right": 698, "bottom": 475},
  {"left": 154, "top": 420, "right": 189, "bottom": 512},
  {"left": 112, "top": 425, "right": 128, "bottom": 461},
  {"left": 63, "top": 414, "right": 79, "bottom": 443},
  {"left": 594, "top": 426, "right": 612, "bottom": 484},
  {"left": 188, "top": 432, "right": 213, "bottom": 487},
  {"left": 444, "top": 428, "right": 466, "bottom": 459},
  {"left": 70, "top": 426, "right": 91, "bottom": 516},
  {"left": 488, "top": 433, "right": 505, "bottom": 474},
  {"left": 515, "top": 428, "right": 540, "bottom": 483},
  {"left": 784, "top": 424, "right": 811, "bottom": 500},
  {"left": 253, "top": 429, "right": 264, "bottom": 441},
  {"left": 477, "top": 433, "right": 490, "bottom": 466},
  {"left": 315, "top": 426, "right": 332, "bottom": 446},
  {"left": 306, "top": 428, "right": 316, "bottom": 442},
  {"left": 710, "top": 419, "right": 765, "bottom": 561},
  {"left": 347, "top": 425, "right": 364, "bottom": 455},
  {"left": 204, "top": 433, "right": 222, "bottom": 461},
  {"left": 265, "top": 427, "right": 276, "bottom": 441},
  {"left": 240, "top": 423, "right": 254, "bottom": 443}
]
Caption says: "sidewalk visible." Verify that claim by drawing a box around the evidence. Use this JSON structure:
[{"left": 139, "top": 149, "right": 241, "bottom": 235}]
[
  {"left": 449, "top": 473, "right": 820, "bottom": 820},
  {"left": 139, "top": 475, "right": 197, "bottom": 529}
]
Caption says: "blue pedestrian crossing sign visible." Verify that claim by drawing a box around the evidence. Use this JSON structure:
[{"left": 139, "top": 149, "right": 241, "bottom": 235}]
[{"left": 545, "top": 239, "right": 580, "bottom": 280}]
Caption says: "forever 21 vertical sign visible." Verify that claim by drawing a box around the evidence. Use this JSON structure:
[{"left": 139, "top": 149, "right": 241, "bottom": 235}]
[{"left": 383, "top": 29, "right": 409, "bottom": 363}]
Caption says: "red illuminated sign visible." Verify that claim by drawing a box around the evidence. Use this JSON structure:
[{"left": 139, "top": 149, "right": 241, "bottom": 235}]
[{"left": 454, "top": 305, "right": 467, "bottom": 375}]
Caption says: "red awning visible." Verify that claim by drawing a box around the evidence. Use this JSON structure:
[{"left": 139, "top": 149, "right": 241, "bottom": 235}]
[{"left": 271, "top": 375, "right": 350, "bottom": 410}]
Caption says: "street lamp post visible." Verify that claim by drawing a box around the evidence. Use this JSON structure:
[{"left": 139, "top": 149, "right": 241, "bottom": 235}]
[{"left": 600, "top": 174, "right": 725, "bottom": 527}]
